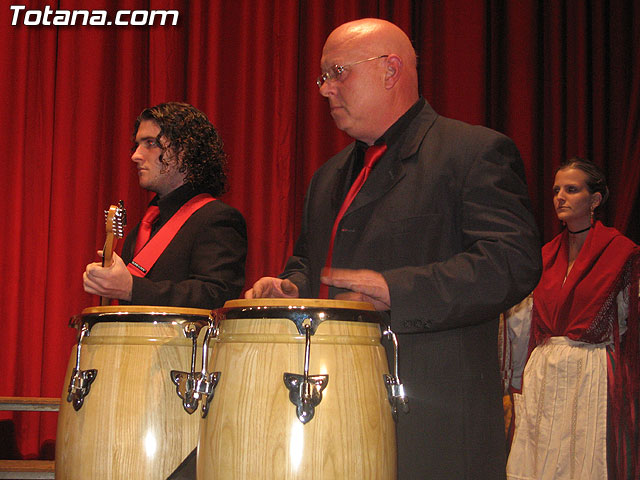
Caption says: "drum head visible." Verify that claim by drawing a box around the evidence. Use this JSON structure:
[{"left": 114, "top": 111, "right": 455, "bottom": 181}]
[
  {"left": 71, "top": 305, "right": 212, "bottom": 329},
  {"left": 223, "top": 298, "right": 375, "bottom": 311}
]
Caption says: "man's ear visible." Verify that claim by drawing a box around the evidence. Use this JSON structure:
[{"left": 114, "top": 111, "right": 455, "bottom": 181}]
[{"left": 384, "top": 55, "right": 402, "bottom": 89}]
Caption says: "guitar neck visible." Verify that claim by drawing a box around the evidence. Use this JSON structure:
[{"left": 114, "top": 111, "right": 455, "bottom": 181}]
[
  {"left": 100, "top": 233, "right": 118, "bottom": 306},
  {"left": 102, "top": 233, "right": 116, "bottom": 268}
]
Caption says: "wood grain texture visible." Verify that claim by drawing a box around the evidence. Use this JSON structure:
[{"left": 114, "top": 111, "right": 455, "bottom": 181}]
[
  {"left": 0, "top": 397, "right": 60, "bottom": 411},
  {"left": 55, "top": 308, "right": 211, "bottom": 480},
  {"left": 198, "top": 302, "right": 396, "bottom": 479},
  {"left": 0, "top": 459, "right": 55, "bottom": 479}
]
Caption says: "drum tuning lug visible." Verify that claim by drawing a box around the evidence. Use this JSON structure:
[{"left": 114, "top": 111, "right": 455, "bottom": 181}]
[
  {"left": 170, "top": 371, "right": 198, "bottom": 414},
  {"left": 183, "top": 322, "right": 198, "bottom": 338},
  {"left": 283, "top": 373, "right": 328, "bottom": 424},
  {"left": 198, "top": 372, "right": 220, "bottom": 418},
  {"left": 381, "top": 326, "right": 409, "bottom": 420},
  {"left": 383, "top": 374, "right": 409, "bottom": 420},
  {"left": 283, "top": 323, "right": 328, "bottom": 424},
  {"left": 65, "top": 322, "right": 97, "bottom": 411},
  {"left": 171, "top": 321, "right": 221, "bottom": 416},
  {"left": 170, "top": 370, "right": 220, "bottom": 416},
  {"left": 67, "top": 368, "right": 97, "bottom": 411},
  {"left": 198, "top": 323, "right": 220, "bottom": 418}
]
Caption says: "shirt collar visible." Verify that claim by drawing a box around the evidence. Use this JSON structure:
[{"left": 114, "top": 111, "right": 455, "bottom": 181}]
[
  {"left": 355, "top": 96, "right": 426, "bottom": 153},
  {"left": 150, "top": 183, "right": 199, "bottom": 222}
]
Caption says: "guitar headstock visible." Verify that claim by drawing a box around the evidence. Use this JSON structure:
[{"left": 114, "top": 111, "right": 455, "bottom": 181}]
[
  {"left": 104, "top": 200, "right": 127, "bottom": 239},
  {"left": 100, "top": 200, "right": 127, "bottom": 305}
]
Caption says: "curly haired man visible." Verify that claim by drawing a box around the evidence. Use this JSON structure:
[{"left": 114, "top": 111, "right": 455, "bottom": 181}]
[{"left": 83, "top": 102, "right": 247, "bottom": 308}]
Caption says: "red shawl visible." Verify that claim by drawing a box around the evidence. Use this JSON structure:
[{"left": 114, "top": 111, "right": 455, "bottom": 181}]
[{"left": 531, "top": 221, "right": 640, "bottom": 478}]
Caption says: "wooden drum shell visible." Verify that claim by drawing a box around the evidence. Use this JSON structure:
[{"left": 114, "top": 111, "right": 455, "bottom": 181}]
[
  {"left": 55, "top": 306, "right": 211, "bottom": 480},
  {"left": 197, "top": 299, "right": 397, "bottom": 479}
]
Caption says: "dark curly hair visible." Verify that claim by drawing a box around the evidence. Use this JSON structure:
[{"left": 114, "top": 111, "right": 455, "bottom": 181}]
[{"left": 133, "top": 102, "right": 228, "bottom": 195}]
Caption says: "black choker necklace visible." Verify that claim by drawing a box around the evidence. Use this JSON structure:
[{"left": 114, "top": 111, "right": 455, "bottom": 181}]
[{"left": 568, "top": 225, "right": 592, "bottom": 234}]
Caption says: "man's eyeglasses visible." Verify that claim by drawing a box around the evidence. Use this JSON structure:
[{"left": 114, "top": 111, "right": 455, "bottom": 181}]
[{"left": 316, "top": 55, "right": 389, "bottom": 88}]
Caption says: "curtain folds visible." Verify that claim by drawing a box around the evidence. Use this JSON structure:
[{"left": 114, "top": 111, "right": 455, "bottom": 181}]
[{"left": 1, "top": 0, "right": 638, "bottom": 457}]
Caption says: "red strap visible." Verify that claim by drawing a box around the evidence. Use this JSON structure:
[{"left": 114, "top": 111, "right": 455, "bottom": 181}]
[
  {"left": 127, "top": 194, "right": 215, "bottom": 277},
  {"left": 319, "top": 144, "right": 387, "bottom": 298}
]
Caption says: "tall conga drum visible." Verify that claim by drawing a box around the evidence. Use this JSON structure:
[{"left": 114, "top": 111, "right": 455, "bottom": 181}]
[
  {"left": 197, "top": 299, "right": 397, "bottom": 479},
  {"left": 55, "top": 306, "right": 212, "bottom": 479}
]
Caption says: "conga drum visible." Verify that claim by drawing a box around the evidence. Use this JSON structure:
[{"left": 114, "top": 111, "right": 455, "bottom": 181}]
[
  {"left": 197, "top": 299, "right": 397, "bottom": 479},
  {"left": 55, "top": 306, "right": 212, "bottom": 479}
]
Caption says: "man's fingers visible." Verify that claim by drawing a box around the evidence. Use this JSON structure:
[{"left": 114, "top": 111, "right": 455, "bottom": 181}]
[
  {"left": 281, "top": 279, "right": 298, "bottom": 296},
  {"left": 321, "top": 268, "right": 375, "bottom": 291},
  {"left": 334, "top": 291, "right": 366, "bottom": 302},
  {"left": 321, "top": 268, "right": 390, "bottom": 310}
]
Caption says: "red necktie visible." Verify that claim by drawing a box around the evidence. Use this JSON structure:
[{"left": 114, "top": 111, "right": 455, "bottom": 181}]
[
  {"left": 319, "top": 144, "right": 387, "bottom": 298},
  {"left": 134, "top": 205, "right": 160, "bottom": 255}
]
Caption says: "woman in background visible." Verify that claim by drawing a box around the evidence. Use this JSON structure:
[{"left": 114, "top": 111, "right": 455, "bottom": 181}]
[{"left": 505, "top": 158, "right": 639, "bottom": 479}]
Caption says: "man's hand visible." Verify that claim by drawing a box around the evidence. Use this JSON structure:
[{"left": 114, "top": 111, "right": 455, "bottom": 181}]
[
  {"left": 83, "top": 251, "right": 133, "bottom": 301},
  {"left": 245, "top": 277, "right": 299, "bottom": 299},
  {"left": 320, "top": 268, "right": 390, "bottom": 311}
]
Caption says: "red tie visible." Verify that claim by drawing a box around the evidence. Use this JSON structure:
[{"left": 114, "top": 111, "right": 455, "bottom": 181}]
[
  {"left": 319, "top": 144, "right": 387, "bottom": 298},
  {"left": 134, "top": 205, "right": 160, "bottom": 255}
]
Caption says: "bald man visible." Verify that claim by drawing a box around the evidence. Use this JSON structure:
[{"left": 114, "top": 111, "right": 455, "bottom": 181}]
[{"left": 248, "top": 19, "right": 541, "bottom": 479}]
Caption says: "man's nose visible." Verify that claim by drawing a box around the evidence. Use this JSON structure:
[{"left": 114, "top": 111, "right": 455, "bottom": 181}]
[
  {"left": 319, "top": 80, "right": 334, "bottom": 97},
  {"left": 131, "top": 145, "right": 144, "bottom": 162}
]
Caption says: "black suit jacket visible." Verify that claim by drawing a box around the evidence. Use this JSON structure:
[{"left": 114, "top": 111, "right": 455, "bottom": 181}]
[
  {"left": 121, "top": 185, "right": 247, "bottom": 309},
  {"left": 282, "top": 101, "right": 541, "bottom": 479}
]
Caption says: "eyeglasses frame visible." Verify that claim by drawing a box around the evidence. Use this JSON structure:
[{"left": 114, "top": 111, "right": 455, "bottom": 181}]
[{"left": 316, "top": 54, "right": 390, "bottom": 88}]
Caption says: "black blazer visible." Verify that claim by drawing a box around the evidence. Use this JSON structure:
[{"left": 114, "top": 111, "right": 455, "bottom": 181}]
[
  {"left": 121, "top": 186, "right": 247, "bottom": 309},
  {"left": 282, "top": 101, "right": 541, "bottom": 478}
]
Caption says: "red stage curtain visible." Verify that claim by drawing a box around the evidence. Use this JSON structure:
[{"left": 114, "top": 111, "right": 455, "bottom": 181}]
[{"left": 0, "top": 0, "right": 638, "bottom": 457}]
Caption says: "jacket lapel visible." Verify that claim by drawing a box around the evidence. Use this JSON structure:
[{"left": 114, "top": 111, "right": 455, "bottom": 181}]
[
  {"left": 329, "top": 145, "right": 356, "bottom": 214},
  {"left": 344, "top": 102, "right": 439, "bottom": 216}
]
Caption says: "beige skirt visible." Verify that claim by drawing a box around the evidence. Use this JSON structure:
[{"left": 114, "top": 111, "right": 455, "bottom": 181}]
[{"left": 506, "top": 336, "right": 608, "bottom": 480}]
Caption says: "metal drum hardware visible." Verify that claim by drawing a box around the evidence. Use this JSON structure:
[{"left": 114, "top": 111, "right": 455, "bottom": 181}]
[
  {"left": 196, "top": 299, "right": 397, "bottom": 479},
  {"left": 382, "top": 326, "right": 409, "bottom": 419},
  {"left": 56, "top": 306, "right": 212, "bottom": 480},
  {"left": 283, "top": 321, "right": 329, "bottom": 424},
  {"left": 66, "top": 322, "right": 97, "bottom": 411},
  {"left": 171, "top": 321, "right": 220, "bottom": 417}
]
